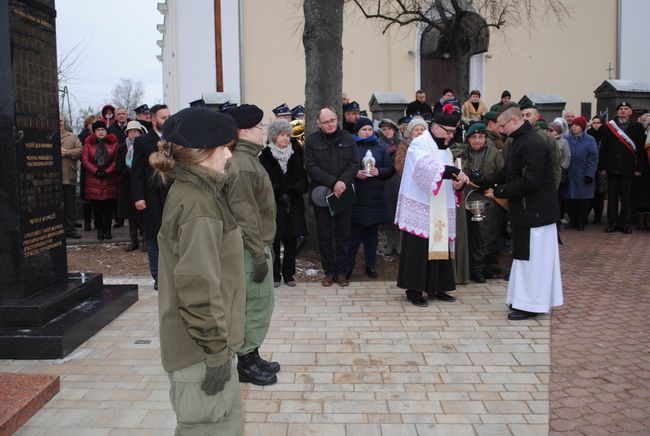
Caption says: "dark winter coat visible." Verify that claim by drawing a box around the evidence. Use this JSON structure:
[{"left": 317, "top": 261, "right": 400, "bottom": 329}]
[
  {"left": 259, "top": 146, "right": 309, "bottom": 239},
  {"left": 406, "top": 100, "right": 432, "bottom": 117},
  {"left": 599, "top": 117, "right": 646, "bottom": 176},
  {"left": 351, "top": 137, "right": 395, "bottom": 225},
  {"left": 131, "top": 129, "right": 170, "bottom": 240},
  {"left": 115, "top": 141, "right": 138, "bottom": 220},
  {"left": 304, "top": 127, "right": 359, "bottom": 201},
  {"left": 108, "top": 121, "right": 130, "bottom": 144},
  {"left": 563, "top": 132, "right": 598, "bottom": 200},
  {"left": 488, "top": 121, "right": 559, "bottom": 229},
  {"left": 82, "top": 133, "right": 119, "bottom": 200}
]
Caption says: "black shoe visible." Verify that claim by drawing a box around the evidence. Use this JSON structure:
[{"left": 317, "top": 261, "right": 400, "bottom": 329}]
[
  {"left": 123, "top": 242, "right": 138, "bottom": 252},
  {"left": 237, "top": 352, "right": 277, "bottom": 386},
  {"left": 620, "top": 226, "right": 632, "bottom": 234},
  {"left": 66, "top": 231, "right": 82, "bottom": 239},
  {"left": 470, "top": 272, "right": 486, "bottom": 283},
  {"left": 253, "top": 348, "right": 280, "bottom": 374},
  {"left": 576, "top": 225, "right": 585, "bottom": 231},
  {"left": 406, "top": 291, "right": 428, "bottom": 307},
  {"left": 345, "top": 269, "right": 352, "bottom": 280},
  {"left": 605, "top": 226, "right": 617, "bottom": 233},
  {"left": 104, "top": 231, "right": 113, "bottom": 240},
  {"left": 365, "top": 266, "right": 378, "bottom": 279},
  {"left": 435, "top": 291, "right": 456, "bottom": 302},
  {"left": 507, "top": 309, "right": 538, "bottom": 321}
]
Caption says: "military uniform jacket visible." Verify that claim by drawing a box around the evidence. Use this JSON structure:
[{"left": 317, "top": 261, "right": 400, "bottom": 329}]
[
  {"left": 158, "top": 164, "right": 246, "bottom": 372},
  {"left": 228, "top": 139, "right": 277, "bottom": 264}
]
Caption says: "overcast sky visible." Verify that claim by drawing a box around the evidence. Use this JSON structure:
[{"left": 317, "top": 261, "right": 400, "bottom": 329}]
[{"left": 55, "top": 0, "right": 163, "bottom": 113}]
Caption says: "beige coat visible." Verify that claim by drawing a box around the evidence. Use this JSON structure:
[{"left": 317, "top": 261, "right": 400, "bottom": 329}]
[
  {"left": 60, "top": 130, "right": 82, "bottom": 185},
  {"left": 461, "top": 100, "right": 488, "bottom": 123}
]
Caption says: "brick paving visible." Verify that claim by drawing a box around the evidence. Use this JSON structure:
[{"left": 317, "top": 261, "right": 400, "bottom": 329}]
[
  {"left": 1, "top": 225, "right": 648, "bottom": 435},
  {"left": 550, "top": 225, "right": 650, "bottom": 435}
]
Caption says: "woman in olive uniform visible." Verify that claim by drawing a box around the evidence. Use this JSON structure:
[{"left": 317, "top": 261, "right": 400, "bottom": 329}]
[{"left": 152, "top": 107, "right": 245, "bottom": 436}]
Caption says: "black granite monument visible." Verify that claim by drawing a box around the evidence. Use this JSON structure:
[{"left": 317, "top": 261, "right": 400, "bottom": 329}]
[{"left": 0, "top": 0, "right": 138, "bottom": 359}]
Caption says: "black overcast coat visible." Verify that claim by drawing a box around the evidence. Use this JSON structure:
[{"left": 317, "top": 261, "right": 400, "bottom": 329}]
[{"left": 259, "top": 146, "right": 309, "bottom": 239}]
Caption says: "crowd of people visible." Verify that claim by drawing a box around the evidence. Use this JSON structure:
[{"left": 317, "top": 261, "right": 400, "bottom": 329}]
[{"left": 57, "top": 89, "right": 650, "bottom": 434}]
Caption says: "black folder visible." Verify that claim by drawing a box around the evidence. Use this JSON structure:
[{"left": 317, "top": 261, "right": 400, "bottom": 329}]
[{"left": 326, "top": 184, "right": 357, "bottom": 216}]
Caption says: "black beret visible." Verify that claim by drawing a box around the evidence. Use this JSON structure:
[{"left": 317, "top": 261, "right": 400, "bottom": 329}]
[
  {"left": 162, "top": 107, "right": 237, "bottom": 149},
  {"left": 92, "top": 120, "right": 107, "bottom": 132},
  {"left": 398, "top": 116, "right": 412, "bottom": 125},
  {"left": 432, "top": 103, "right": 461, "bottom": 128},
  {"left": 134, "top": 104, "right": 150, "bottom": 114},
  {"left": 616, "top": 101, "right": 632, "bottom": 110},
  {"left": 359, "top": 110, "right": 368, "bottom": 117},
  {"left": 219, "top": 101, "right": 238, "bottom": 113},
  {"left": 228, "top": 104, "right": 264, "bottom": 129}
]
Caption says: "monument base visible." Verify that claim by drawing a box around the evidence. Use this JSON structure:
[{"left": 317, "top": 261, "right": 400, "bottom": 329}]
[{"left": 0, "top": 274, "right": 138, "bottom": 359}]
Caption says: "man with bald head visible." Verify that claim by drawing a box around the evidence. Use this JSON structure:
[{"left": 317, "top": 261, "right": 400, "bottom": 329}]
[
  {"left": 482, "top": 103, "right": 563, "bottom": 321},
  {"left": 304, "top": 108, "right": 359, "bottom": 287}
]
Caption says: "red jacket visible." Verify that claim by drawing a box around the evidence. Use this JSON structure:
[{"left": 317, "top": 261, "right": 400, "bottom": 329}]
[{"left": 83, "top": 134, "right": 119, "bottom": 200}]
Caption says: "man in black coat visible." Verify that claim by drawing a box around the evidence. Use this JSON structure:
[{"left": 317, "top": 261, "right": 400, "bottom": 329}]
[
  {"left": 484, "top": 103, "right": 563, "bottom": 321},
  {"left": 598, "top": 101, "right": 646, "bottom": 234},
  {"left": 304, "top": 107, "right": 359, "bottom": 287},
  {"left": 131, "top": 104, "right": 171, "bottom": 289},
  {"left": 405, "top": 90, "right": 432, "bottom": 117},
  {"left": 108, "top": 107, "right": 130, "bottom": 144}
]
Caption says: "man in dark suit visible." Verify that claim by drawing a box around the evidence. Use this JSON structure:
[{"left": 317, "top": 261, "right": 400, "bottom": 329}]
[
  {"left": 108, "top": 107, "right": 130, "bottom": 144},
  {"left": 131, "top": 104, "right": 171, "bottom": 289}
]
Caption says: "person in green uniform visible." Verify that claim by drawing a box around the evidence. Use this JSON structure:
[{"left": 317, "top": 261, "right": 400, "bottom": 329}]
[
  {"left": 226, "top": 104, "right": 280, "bottom": 386},
  {"left": 451, "top": 123, "right": 505, "bottom": 283},
  {"left": 153, "top": 107, "right": 245, "bottom": 435}
]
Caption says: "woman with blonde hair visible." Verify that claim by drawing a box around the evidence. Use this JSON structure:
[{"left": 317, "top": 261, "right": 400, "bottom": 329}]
[{"left": 152, "top": 107, "right": 245, "bottom": 435}]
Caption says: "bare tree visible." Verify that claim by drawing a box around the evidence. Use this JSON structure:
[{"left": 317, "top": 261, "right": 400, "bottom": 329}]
[
  {"left": 302, "top": 0, "right": 344, "bottom": 134},
  {"left": 110, "top": 78, "right": 145, "bottom": 113},
  {"left": 352, "top": 0, "right": 570, "bottom": 100}
]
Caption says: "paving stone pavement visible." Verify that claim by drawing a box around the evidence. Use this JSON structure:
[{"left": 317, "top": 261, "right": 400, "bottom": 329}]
[
  {"left": 550, "top": 226, "right": 650, "bottom": 435},
  {"left": 4, "top": 225, "right": 647, "bottom": 435},
  {"left": 2, "top": 276, "right": 550, "bottom": 435}
]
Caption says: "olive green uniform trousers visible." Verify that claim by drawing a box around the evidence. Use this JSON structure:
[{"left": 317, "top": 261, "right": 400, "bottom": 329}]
[
  {"left": 168, "top": 359, "right": 242, "bottom": 436},
  {"left": 238, "top": 246, "right": 275, "bottom": 356}
]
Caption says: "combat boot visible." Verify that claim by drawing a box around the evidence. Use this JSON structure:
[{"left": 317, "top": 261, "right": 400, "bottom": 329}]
[
  {"left": 237, "top": 352, "right": 277, "bottom": 386},
  {"left": 253, "top": 348, "right": 280, "bottom": 374}
]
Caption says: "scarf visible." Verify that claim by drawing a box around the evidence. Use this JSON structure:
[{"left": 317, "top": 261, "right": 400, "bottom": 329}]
[
  {"left": 125, "top": 137, "right": 135, "bottom": 168},
  {"left": 268, "top": 142, "right": 293, "bottom": 173},
  {"left": 352, "top": 133, "right": 378, "bottom": 143}
]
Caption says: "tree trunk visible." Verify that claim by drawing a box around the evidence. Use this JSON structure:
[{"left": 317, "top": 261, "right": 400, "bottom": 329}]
[
  {"left": 454, "top": 50, "right": 471, "bottom": 103},
  {"left": 302, "top": 0, "right": 344, "bottom": 135}
]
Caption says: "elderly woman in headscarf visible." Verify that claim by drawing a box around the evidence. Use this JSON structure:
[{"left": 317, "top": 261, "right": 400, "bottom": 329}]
[{"left": 259, "top": 120, "right": 308, "bottom": 287}]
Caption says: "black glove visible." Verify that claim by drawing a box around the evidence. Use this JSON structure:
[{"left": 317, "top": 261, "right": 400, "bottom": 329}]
[
  {"left": 252, "top": 259, "right": 268, "bottom": 283},
  {"left": 442, "top": 165, "right": 461, "bottom": 180},
  {"left": 201, "top": 360, "right": 231, "bottom": 396},
  {"left": 95, "top": 169, "right": 107, "bottom": 178},
  {"left": 584, "top": 175, "right": 593, "bottom": 184}
]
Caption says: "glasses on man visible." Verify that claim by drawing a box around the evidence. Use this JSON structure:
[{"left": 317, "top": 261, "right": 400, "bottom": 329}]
[
  {"left": 437, "top": 124, "right": 456, "bottom": 135},
  {"left": 497, "top": 118, "right": 515, "bottom": 130}
]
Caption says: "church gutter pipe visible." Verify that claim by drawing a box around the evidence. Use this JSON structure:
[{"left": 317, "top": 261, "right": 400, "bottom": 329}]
[{"left": 616, "top": 0, "right": 621, "bottom": 79}]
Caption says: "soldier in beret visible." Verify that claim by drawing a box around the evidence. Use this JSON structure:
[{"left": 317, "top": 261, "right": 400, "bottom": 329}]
[
  {"left": 227, "top": 104, "right": 280, "bottom": 386},
  {"left": 342, "top": 101, "right": 361, "bottom": 133},
  {"left": 152, "top": 107, "right": 245, "bottom": 434}
]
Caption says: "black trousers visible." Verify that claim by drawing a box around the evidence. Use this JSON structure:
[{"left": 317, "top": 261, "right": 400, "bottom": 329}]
[
  {"left": 62, "top": 184, "right": 77, "bottom": 233},
  {"left": 273, "top": 236, "right": 297, "bottom": 282},
  {"left": 607, "top": 175, "right": 632, "bottom": 228},
  {"left": 566, "top": 199, "right": 590, "bottom": 228},
  {"left": 92, "top": 199, "right": 116, "bottom": 233},
  {"left": 313, "top": 206, "right": 351, "bottom": 277},
  {"left": 397, "top": 231, "right": 455, "bottom": 296}
]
